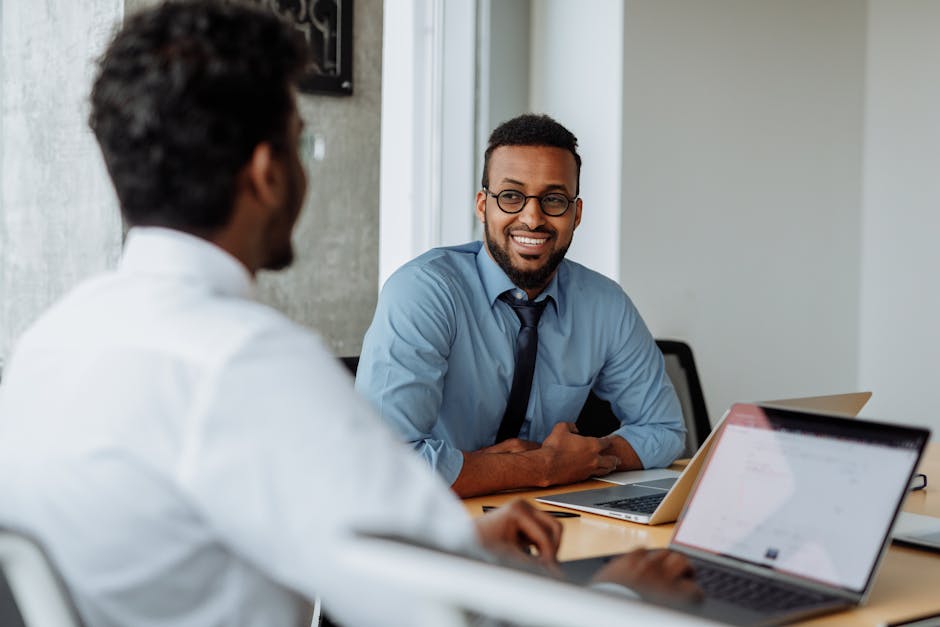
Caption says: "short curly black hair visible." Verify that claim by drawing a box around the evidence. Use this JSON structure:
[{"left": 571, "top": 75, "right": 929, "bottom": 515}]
[
  {"left": 481, "top": 113, "right": 582, "bottom": 194},
  {"left": 89, "top": 0, "right": 309, "bottom": 232}
]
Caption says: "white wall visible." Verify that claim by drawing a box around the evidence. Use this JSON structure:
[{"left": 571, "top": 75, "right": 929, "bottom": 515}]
[
  {"left": 617, "top": 1, "right": 867, "bottom": 421},
  {"left": 529, "top": 0, "right": 624, "bottom": 282},
  {"left": 859, "top": 1, "right": 940, "bottom": 429},
  {"left": 483, "top": 0, "right": 530, "bottom": 139}
]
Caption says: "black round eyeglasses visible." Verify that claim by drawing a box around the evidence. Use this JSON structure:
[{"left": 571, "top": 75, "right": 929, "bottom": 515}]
[{"left": 483, "top": 187, "right": 577, "bottom": 217}]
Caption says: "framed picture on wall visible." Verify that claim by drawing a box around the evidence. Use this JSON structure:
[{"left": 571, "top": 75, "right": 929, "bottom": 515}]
[{"left": 253, "top": 0, "right": 353, "bottom": 96}]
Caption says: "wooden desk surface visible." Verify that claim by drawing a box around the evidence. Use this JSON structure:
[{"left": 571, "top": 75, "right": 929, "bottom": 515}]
[{"left": 463, "top": 442, "right": 940, "bottom": 626}]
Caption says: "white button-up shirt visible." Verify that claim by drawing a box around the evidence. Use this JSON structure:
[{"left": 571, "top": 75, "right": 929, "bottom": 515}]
[{"left": 0, "top": 227, "right": 478, "bottom": 627}]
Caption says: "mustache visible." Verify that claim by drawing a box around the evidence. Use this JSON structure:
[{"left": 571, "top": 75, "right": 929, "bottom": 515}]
[{"left": 507, "top": 226, "right": 555, "bottom": 235}]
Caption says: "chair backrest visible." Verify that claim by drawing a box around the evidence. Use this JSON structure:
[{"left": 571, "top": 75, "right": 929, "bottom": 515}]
[
  {"left": 576, "top": 339, "right": 710, "bottom": 458},
  {"left": 0, "top": 529, "right": 83, "bottom": 627},
  {"left": 339, "top": 356, "right": 359, "bottom": 376},
  {"left": 656, "top": 339, "right": 710, "bottom": 457}
]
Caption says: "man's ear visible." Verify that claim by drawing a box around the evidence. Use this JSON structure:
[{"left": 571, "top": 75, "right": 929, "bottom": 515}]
[
  {"left": 573, "top": 197, "right": 583, "bottom": 230},
  {"left": 475, "top": 190, "right": 487, "bottom": 224},
  {"left": 244, "top": 142, "right": 283, "bottom": 209}
]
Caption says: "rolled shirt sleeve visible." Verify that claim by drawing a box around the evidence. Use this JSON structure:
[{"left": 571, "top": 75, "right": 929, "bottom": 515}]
[{"left": 595, "top": 297, "right": 686, "bottom": 468}]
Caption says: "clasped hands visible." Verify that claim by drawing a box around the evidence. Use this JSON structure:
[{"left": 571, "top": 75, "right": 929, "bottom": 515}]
[{"left": 478, "top": 421, "right": 622, "bottom": 486}]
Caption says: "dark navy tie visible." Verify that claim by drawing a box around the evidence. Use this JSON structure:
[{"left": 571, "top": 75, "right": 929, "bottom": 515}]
[{"left": 495, "top": 293, "right": 549, "bottom": 443}]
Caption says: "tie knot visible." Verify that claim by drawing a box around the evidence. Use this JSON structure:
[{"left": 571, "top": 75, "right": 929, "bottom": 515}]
[{"left": 499, "top": 293, "right": 548, "bottom": 328}]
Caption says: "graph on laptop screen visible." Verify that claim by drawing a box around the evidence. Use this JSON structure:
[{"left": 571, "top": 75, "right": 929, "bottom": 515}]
[{"left": 672, "top": 405, "right": 921, "bottom": 593}]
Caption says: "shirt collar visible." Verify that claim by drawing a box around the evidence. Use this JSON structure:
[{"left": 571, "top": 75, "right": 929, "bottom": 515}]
[
  {"left": 474, "top": 241, "right": 560, "bottom": 310},
  {"left": 120, "top": 227, "right": 255, "bottom": 299}
]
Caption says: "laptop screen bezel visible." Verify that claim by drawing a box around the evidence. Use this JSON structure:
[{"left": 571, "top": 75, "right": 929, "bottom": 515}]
[{"left": 668, "top": 403, "right": 929, "bottom": 599}]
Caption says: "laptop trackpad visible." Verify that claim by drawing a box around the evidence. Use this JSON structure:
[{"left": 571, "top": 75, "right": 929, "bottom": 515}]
[{"left": 635, "top": 478, "right": 678, "bottom": 491}]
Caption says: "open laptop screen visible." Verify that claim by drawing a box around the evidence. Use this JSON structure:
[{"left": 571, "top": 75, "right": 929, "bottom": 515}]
[{"left": 672, "top": 403, "right": 924, "bottom": 594}]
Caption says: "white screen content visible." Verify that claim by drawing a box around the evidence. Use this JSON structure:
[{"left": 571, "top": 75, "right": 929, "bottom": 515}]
[{"left": 673, "top": 411, "right": 918, "bottom": 591}]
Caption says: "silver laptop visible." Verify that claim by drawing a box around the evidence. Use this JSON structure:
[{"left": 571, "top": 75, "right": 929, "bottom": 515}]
[
  {"left": 562, "top": 402, "right": 929, "bottom": 626},
  {"left": 537, "top": 392, "right": 872, "bottom": 525}
]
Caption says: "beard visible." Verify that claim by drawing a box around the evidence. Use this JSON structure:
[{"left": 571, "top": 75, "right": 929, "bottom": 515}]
[
  {"left": 265, "top": 240, "right": 294, "bottom": 272},
  {"left": 484, "top": 216, "right": 570, "bottom": 291},
  {"left": 262, "top": 159, "right": 305, "bottom": 272},
  {"left": 264, "top": 207, "right": 296, "bottom": 271}
]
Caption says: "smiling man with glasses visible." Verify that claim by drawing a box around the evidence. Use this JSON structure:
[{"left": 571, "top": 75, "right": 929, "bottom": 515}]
[{"left": 357, "top": 114, "right": 685, "bottom": 497}]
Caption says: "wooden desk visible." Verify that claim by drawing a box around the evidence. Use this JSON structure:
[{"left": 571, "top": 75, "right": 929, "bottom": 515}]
[{"left": 463, "top": 442, "right": 940, "bottom": 626}]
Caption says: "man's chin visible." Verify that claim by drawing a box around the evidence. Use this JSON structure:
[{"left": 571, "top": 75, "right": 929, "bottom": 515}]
[
  {"left": 506, "top": 248, "right": 569, "bottom": 291},
  {"left": 510, "top": 250, "right": 551, "bottom": 271},
  {"left": 264, "top": 249, "right": 294, "bottom": 272},
  {"left": 516, "top": 252, "right": 544, "bottom": 262},
  {"left": 511, "top": 261, "right": 548, "bottom": 276},
  {"left": 484, "top": 227, "right": 569, "bottom": 292},
  {"left": 506, "top": 264, "right": 554, "bottom": 291}
]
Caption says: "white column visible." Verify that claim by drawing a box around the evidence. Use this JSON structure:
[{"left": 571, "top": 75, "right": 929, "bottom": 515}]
[
  {"left": 529, "top": 0, "right": 624, "bottom": 282},
  {"left": 379, "top": 0, "right": 478, "bottom": 288}
]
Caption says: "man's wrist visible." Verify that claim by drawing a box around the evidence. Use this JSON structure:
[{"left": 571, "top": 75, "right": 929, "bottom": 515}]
[
  {"left": 520, "top": 447, "right": 555, "bottom": 488},
  {"left": 606, "top": 434, "right": 643, "bottom": 471},
  {"left": 589, "top": 581, "right": 641, "bottom": 600}
]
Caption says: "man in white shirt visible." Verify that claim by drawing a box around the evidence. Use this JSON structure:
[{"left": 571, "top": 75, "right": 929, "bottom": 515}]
[{"left": 0, "top": 2, "right": 571, "bottom": 625}]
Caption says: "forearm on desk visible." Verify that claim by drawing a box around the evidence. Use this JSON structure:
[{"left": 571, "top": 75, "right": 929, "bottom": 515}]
[
  {"left": 451, "top": 449, "right": 552, "bottom": 498},
  {"left": 452, "top": 431, "right": 622, "bottom": 497}
]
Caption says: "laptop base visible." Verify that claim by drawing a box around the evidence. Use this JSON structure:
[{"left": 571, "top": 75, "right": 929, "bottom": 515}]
[{"left": 560, "top": 553, "right": 850, "bottom": 626}]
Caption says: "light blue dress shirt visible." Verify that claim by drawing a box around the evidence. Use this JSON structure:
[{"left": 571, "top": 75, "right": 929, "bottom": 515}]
[{"left": 356, "top": 241, "right": 685, "bottom": 485}]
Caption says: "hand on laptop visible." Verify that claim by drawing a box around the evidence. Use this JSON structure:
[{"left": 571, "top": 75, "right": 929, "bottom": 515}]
[
  {"left": 592, "top": 548, "right": 702, "bottom": 605},
  {"left": 474, "top": 499, "right": 563, "bottom": 573}
]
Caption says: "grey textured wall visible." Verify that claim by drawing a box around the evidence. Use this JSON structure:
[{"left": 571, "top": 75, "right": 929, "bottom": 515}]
[
  {"left": 0, "top": 1, "right": 125, "bottom": 364},
  {"left": 257, "top": 0, "right": 383, "bottom": 357},
  {"left": 0, "top": 0, "right": 382, "bottom": 364}
]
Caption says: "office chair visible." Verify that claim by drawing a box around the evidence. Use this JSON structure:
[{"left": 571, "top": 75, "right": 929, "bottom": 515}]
[
  {"left": 0, "top": 528, "right": 83, "bottom": 627},
  {"left": 576, "top": 339, "right": 711, "bottom": 458},
  {"left": 339, "top": 356, "right": 359, "bottom": 376},
  {"left": 655, "top": 339, "right": 711, "bottom": 456}
]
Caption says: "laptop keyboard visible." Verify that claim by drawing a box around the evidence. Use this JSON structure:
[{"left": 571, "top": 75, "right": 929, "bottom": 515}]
[
  {"left": 596, "top": 493, "right": 665, "bottom": 514},
  {"left": 694, "top": 562, "right": 832, "bottom": 612}
]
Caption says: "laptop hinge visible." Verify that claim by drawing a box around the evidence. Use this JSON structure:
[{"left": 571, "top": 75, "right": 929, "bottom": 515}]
[{"left": 671, "top": 545, "right": 860, "bottom": 604}]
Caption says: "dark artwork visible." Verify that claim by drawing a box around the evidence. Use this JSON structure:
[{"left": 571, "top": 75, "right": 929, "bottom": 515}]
[{"left": 253, "top": 0, "right": 353, "bottom": 95}]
